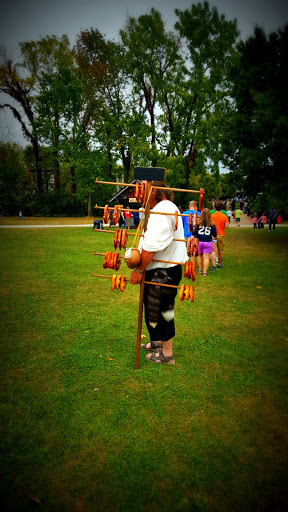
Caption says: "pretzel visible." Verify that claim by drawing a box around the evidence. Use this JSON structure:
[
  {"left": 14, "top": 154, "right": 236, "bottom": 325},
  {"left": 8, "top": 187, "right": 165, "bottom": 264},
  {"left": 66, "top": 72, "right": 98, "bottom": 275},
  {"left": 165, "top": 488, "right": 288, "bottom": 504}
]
[
  {"left": 111, "top": 274, "right": 117, "bottom": 291},
  {"left": 120, "top": 275, "right": 126, "bottom": 292},
  {"left": 179, "top": 284, "right": 185, "bottom": 301},
  {"left": 108, "top": 252, "right": 114, "bottom": 268},
  {"left": 103, "top": 251, "right": 120, "bottom": 270},
  {"left": 174, "top": 211, "right": 178, "bottom": 231},
  {"left": 187, "top": 236, "right": 194, "bottom": 257},
  {"left": 199, "top": 188, "right": 204, "bottom": 211},
  {"left": 191, "top": 262, "right": 196, "bottom": 282},
  {"left": 193, "top": 212, "right": 198, "bottom": 232},
  {"left": 189, "top": 286, "right": 194, "bottom": 302},
  {"left": 115, "top": 253, "right": 120, "bottom": 271},
  {"left": 184, "top": 261, "right": 189, "bottom": 278},
  {"left": 114, "top": 229, "right": 119, "bottom": 250},
  {"left": 184, "top": 286, "right": 190, "bottom": 300},
  {"left": 103, "top": 251, "right": 109, "bottom": 269},
  {"left": 116, "top": 274, "right": 122, "bottom": 289},
  {"left": 191, "top": 237, "right": 195, "bottom": 255},
  {"left": 185, "top": 261, "right": 193, "bottom": 279},
  {"left": 112, "top": 206, "right": 119, "bottom": 226},
  {"left": 121, "top": 229, "right": 128, "bottom": 250},
  {"left": 189, "top": 212, "right": 193, "bottom": 232},
  {"left": 103, "top": 204, "right": 110, "bottom": 224},
  {"left": 135, "top": 182, "right": 140, "bottom": 202},
  {"left": 118, "top": 229, "right": 123, "bottom": 250},
  {"left": 187, "top": 237, "right": 191, "bottom": 257},
  {"left": 139, "top": 182, "right": 145, "bottom": 202}
]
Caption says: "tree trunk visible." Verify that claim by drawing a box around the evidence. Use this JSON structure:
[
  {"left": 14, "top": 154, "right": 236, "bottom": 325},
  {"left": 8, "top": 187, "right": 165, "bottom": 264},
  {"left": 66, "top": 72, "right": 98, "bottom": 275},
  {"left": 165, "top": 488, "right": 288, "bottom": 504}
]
[
  {"left": 184, "top": 144, "right": 198, "bottom": 189},
  {"left": 87, "top": 192, "right": 92, "bottom": 217},
  {"left": 120, "top": 146, "right": 132, "bottom": 183},
  {"left": 53, "top": 151, "right": 61, "bottom": 190},
  {"left": 31, "top": 137, "right": 43, "bottom": 192}
]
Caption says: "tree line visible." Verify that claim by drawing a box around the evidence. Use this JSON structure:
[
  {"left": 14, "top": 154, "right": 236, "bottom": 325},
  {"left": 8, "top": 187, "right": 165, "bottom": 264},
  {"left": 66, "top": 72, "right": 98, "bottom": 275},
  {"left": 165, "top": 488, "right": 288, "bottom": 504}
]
[{"left": 0, "top": 2, "right": 287, "bottom": 217}]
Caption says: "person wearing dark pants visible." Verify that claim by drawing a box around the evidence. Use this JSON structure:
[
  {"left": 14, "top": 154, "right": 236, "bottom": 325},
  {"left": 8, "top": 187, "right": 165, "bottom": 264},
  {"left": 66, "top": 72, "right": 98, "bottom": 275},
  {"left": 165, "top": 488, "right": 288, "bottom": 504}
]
[
  {"left": 130, "top": 182, "right": 187, "bottom": 364},
  {"left": 268, "top": 207, "right": 277, "bottom": 231}
]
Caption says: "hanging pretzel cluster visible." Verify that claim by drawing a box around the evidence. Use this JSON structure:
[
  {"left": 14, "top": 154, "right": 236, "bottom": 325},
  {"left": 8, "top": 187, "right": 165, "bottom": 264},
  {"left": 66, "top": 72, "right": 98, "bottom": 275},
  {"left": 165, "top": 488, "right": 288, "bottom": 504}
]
[
  {"left": 179, "top": 284, "right": 194, "bottom": 302},
  {"left": 135, "top": 182, "right": 146, "bottom": 202},
  {"left": 111, "top": 274, "right": 127, "bottom": 292},
  {"left": 103, "top": 204, "right": 110, "bottom": 224},
  {"left": 188, "top": 211, "right": 198, "bottom": 232},
  {"left": 112, "top": 206, "right": 120, "bottom": 226},
  {"left": 103, "top": 251, "right": 120, "bottom": 270},
  {"left": 184, "top": 260, "right": 196, "bottom": 281},
  {"left": 114, "top": 229, "right": 128, "bottom": 250},
  {"left": 187, "top": 236, "right": 198, "bottom": 257}
]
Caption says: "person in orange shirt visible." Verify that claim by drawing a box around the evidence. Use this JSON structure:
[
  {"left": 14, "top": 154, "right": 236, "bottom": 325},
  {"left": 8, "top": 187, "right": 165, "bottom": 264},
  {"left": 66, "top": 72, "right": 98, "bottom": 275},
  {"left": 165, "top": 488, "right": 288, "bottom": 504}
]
[{"left": 211, "top": 200, "right": 229, "bottom": 270}]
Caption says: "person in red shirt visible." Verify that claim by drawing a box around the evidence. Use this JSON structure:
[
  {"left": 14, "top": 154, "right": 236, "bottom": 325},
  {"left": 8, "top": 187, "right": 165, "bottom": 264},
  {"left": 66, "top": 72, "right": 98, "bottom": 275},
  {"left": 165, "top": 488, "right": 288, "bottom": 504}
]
[
  {"left": 124, "top": 206, "right": 133, "bottom": 229},
  {"left": 211, "top": 200, "right": 229, "bottom": 270}
]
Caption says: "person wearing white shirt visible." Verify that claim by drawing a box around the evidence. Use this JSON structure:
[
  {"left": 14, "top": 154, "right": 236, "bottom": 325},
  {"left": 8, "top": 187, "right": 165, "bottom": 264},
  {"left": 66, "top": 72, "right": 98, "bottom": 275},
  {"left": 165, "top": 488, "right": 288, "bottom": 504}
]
[
  {"left": 226, "top": 209, "right": 232, "bottom": 223},
  {"left": 130, "top": 182, "right": 187, "bottom": 364}
]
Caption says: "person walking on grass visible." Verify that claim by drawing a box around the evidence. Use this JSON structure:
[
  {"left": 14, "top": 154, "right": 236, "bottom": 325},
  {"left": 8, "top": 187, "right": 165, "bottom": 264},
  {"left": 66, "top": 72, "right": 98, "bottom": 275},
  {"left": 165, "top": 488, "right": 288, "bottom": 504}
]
[
  {"left": 234, "top": 207, "right": 242, "bottom": 226},
  {"left": 252, "top": 215, "right": 258, "bottom": 229},
  {"left": 258, "top": 213, "right": 267, "bottom": 230},
  {"left": 182, "top": 200, "right": 200, "bottom": 240},
  {"left": 226, "top": 208, "right": 232, "bottom": 223},
  {"left": 268, "top": 206, "right": 277, "bottom": 231},
  {"left": 124, "top": 206, "right": 132, "bottom": 229},
  {"left": 130, "top": 182, "right": 187, "bottom": 365},
  {"left": 211, "top": 200, "right": 229, "bottom": 270},
  {"left": 195, "top": 208, "right": 217, "bottom": 277}
]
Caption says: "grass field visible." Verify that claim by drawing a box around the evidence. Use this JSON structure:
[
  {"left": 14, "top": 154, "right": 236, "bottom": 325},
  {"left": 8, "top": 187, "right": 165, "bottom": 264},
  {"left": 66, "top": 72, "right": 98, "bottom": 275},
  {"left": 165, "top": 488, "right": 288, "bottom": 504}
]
[{"left": 1, "top": 226, "right": 288, "bottom": 511}]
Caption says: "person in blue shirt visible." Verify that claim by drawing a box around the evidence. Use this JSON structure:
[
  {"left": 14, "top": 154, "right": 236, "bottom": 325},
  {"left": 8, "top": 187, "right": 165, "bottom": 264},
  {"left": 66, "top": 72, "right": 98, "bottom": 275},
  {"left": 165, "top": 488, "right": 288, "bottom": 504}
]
[
  {"left": 268, "top": 207, "right": 277, "bottom": 231},
  {"left": 182, "top": 200, "right": 201, "bottom": 239},
  {"left": 194, "top": 208, "right": 217, "bottom": 276}
]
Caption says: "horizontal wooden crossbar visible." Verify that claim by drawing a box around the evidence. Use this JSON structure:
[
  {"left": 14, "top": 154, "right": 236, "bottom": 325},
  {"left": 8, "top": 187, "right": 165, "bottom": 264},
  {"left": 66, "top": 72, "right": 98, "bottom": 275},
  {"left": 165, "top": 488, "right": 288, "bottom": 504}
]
[
  {"left": 93, "top": 251, "right": 185, "bottom": 266},
  {"left": 94, "top": 204, "right": 191, "bottom": 217},
  {"left": 93, "top": 228, "right": 187, "bottom": 243},
  {"left": 95, "top": 178, "right": 204, "bottom": 195},
  {"left": 92, "top": 273, "right": 189, "bottom": 290}
]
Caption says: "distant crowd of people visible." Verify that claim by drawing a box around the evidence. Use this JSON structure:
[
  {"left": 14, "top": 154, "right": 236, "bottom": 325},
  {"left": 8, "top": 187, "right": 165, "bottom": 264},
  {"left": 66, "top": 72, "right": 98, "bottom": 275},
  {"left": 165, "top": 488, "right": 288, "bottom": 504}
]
[
  {"left": 181, "top": 199, "right": 229, "bottom": 275},
  {"left": 252, "top": 207, "right": 281, "bottom": 231}
]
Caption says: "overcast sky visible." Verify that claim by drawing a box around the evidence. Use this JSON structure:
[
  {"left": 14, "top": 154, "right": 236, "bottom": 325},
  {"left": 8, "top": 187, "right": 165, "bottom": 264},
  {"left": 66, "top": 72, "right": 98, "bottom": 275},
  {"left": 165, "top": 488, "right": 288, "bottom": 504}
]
[{"left": 1, "top": 0, "right": 288, "bottom": 144}]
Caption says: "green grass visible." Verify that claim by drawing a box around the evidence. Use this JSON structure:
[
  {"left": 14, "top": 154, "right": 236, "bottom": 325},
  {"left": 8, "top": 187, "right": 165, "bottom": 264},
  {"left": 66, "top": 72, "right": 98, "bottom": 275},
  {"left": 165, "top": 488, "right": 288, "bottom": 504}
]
[{"left": 1, "top": 226, "right": 288, "bottom": 511}]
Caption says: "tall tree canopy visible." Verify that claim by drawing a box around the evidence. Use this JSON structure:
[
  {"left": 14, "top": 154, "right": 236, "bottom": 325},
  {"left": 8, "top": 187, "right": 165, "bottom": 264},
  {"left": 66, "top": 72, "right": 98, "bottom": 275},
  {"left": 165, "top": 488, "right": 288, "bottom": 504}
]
[{"left": 222, "top": 24, "right": 288, "bottom": 208}]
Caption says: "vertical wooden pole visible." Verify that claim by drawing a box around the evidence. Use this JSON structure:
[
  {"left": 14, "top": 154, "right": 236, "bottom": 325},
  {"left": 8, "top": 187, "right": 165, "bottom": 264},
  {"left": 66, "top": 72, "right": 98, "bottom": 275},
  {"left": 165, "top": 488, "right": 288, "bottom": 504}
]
[{"left": 134, "top": 180, "right": 152, "bottom": 369}]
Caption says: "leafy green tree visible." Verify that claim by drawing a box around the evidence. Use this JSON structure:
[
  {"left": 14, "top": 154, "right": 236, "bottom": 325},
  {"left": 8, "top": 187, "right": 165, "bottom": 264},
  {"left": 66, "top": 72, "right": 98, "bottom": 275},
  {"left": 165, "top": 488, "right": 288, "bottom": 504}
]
[
  {"left": 35, "top": 66, "right": 83, "bottom": 190},
  {"left": 21, "top": 35, "right": 77, "bottom": 192},
  {"left": 73, "top": 149, "right": 112, "bottom": 216},
  {"left": 0, "top": 142, "right": 26, "bottom": 213},
  {"left": 0, "top": 35, "right": 75, "bottom": 193},
  {"left": 74, "top": 28, "right": 148, "bottom": 183},
  {"left": 172, "top": 1, "right": 239, "bottom": 185},
  {"left": 120, "top": 8, "right": 182, "bottom": 166},
  {"left": 0, "top": 47, "right": 43, "bottom": 191},
  {"left": 222, "top": 25, "right": 288, "bottom": 214}
]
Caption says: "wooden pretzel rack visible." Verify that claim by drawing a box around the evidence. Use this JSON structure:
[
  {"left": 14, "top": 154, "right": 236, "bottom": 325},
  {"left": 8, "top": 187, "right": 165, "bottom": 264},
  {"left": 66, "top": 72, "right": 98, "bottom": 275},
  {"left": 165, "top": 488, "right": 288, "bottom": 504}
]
[{"left": 93, "top": 168, "right": 204, "bottom": 368}]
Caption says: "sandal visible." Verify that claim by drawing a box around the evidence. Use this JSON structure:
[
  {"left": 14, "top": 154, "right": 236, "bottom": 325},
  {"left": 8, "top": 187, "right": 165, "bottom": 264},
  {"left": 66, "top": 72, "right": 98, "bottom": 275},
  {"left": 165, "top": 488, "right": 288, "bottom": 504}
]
[
  {"left": 197, "top": 270, "right": 203, "bottom": 274},
  {"left": 140, "top": 341, "right": 162, "bottom": 351},
  {"left": 203, "top": 273, "right": 207, "bottom": 277},
  {"left": 146, "top": 350, "right": 175, "bottom": 364}
]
